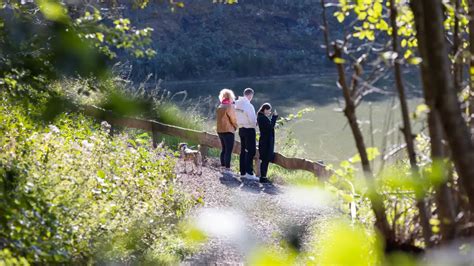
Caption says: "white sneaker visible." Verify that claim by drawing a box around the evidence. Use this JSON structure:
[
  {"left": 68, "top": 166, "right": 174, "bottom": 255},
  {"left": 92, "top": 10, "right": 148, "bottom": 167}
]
[
  {"left": 244, "top": 173, "right": 259, "bottom": 181},
  {"left": 223, "top": 168, "right": 234, "bottom": 176}
]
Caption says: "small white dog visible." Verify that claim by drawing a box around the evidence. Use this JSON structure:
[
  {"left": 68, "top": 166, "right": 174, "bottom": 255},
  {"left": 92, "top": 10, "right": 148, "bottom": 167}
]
[{"left": 178, "top": 143, "right": 202, "bottom": 175}]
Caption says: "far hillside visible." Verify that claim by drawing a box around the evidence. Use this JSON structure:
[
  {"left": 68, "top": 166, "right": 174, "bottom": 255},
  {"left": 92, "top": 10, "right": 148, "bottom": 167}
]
[{"left": 116, "top": 0, "right": 341, "bottom": 81}]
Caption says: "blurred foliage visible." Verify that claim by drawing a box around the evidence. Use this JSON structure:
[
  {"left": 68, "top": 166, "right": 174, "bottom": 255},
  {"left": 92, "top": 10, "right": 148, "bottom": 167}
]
[
  {"left": 324, "top": 0, "right": 474, "bottom": 254},
  {"left": 0, "top": 0, "right": 155, "bottom": 103},
  {"left": 312, "top": 219, "right": 383, "bottom": 265},
  {"left": 0, "top": 92, "right": 196, "bottom": 264},
  {"left": 0, "top": 249, "right": 29, "bottom": 266},
  {"left": 248, "top": 247, "right": 297, "bottom": 265},
  {"left": 332, "top": 0, "right": 470, "bottom": 66}
]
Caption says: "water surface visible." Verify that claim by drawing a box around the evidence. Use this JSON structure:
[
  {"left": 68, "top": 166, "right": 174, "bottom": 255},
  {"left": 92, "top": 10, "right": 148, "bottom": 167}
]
[{"left": 162, "top": 72, "right": 423, "bottom": 165}]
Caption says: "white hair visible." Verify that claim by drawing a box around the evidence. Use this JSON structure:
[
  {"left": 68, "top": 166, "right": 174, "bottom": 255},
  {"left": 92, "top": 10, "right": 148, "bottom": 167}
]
[{"left": 219, "top": 88, "right": 235, "bottom": 102}]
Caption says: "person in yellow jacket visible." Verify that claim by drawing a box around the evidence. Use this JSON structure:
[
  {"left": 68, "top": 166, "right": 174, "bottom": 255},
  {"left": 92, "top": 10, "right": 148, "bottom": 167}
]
[{"left": 216, "top": 88, "right": 238, "bottom": 175}]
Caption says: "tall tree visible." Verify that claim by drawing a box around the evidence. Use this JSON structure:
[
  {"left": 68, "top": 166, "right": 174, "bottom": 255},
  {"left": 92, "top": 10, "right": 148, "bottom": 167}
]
[
  {"left": 389, "top": 0, "right": 432, "bottom": 246},
  {"left": 410, "top": 0, "right": 457, "bottom": 243},
  {"left": 413, "top": 0, "right": 474, "bottom": 217},
  {"left": 321, "top": 0, "right": 394, "bottom": 245},
  {"left": 468, "top": 0, "right": 474, "bottom": 132}
]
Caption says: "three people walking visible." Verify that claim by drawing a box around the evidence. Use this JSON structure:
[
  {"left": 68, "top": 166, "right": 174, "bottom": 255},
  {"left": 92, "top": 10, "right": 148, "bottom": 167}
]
[{"left": 216, "top": 88, "right": 278, "bottom": 183}]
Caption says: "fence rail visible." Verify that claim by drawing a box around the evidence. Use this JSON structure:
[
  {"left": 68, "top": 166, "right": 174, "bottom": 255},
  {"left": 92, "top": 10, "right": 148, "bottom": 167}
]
[{"left": 81, "top": 105, "right": 331, "bottom": 178}]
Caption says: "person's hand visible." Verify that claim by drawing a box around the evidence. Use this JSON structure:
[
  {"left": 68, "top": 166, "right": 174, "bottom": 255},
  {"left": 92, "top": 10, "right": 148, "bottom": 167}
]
[{"left": 273, "top": 109, "right": 278, "bottom": 116}]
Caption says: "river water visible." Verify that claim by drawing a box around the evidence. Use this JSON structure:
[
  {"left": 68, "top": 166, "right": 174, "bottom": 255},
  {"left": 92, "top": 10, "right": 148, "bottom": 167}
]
[{"left": 162, "top": 71, "right": 423, "bottom": 165}]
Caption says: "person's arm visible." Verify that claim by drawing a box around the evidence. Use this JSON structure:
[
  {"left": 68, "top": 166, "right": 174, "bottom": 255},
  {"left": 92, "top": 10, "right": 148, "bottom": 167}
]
[
  {"left": 258, "top": 115, "right": 272, "bottom": 133},
  {"left": 271, "top": 114, "right": 278, "bottom": 127},
  {"left": 247, "top": 104, "right": 258, "bottom": 128},
  {"left": 228, "top": 107, "right": 239, "bottom": 130}
]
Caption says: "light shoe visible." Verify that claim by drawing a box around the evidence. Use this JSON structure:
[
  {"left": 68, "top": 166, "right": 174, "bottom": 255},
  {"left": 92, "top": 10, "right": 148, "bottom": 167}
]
[
  {"left": 244, "top": 173, "right": 259, "bottom": 181},
  {"left": 223, "top": 168, "right": 234, "bottom": 176}
]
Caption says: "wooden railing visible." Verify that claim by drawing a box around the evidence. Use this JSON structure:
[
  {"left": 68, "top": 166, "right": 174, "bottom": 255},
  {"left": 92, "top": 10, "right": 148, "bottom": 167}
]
[{"left": 81, "top": 105, "right": 331, "bottom": 178}]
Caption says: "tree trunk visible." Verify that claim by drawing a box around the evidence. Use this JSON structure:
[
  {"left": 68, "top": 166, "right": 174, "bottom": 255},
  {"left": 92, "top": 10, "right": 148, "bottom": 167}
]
[
  {"left": 413, "top": 0, "right": 474, "bottom": 218},
  {"left": 389, "top": 0, "right": 432, "bottom": 246},
  {"left": 411, "top": 0, "right": 457, "bottom": 243},
  {"left": 320, "top": 0, "right": 394, "bottom": 244},
  {"left": 333, "top": 43, "right": 394, "bottom": 244},
  {"left": 469, "top": 0, "right": 474, "bottom": 136},
  {"left": 320, "top": 0, "right": 331, "bottom": 59},
  {"left": 453, "top": 0, "right": 462, "bottom": 93}
]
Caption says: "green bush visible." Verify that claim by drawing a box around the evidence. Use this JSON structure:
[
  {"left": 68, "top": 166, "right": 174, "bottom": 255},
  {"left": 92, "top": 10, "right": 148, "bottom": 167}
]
[{"left": 0, "top": 94, "right": 194, "bottom": 264}]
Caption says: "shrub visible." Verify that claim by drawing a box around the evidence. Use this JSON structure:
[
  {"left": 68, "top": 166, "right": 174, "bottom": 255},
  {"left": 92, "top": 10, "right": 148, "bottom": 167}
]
[{"left": 0, "top": 93, "right": 194, "bottom": 264}]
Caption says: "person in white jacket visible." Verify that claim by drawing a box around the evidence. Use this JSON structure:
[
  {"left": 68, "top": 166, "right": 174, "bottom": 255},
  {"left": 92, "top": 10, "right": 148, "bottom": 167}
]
[{"left": 234, "top": 88, "right": 259, "bottom": 181}]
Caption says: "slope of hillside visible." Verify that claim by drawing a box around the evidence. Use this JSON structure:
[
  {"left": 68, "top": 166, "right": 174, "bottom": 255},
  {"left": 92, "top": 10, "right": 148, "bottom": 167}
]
[{"left": 117, "top": 0, "right": 341, "bottom": 81}]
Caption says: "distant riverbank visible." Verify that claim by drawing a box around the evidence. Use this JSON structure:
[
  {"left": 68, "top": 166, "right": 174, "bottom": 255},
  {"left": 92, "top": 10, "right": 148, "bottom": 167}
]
[
  {"left": 150, "top": 73, "right": 422, "bottom": 165},
  {"left": 158, "top": 72, "right": 335, "bottom": 87}
]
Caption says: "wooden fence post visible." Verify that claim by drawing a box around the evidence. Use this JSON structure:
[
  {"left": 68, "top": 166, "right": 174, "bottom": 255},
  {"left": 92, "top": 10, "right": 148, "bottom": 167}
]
[
  {"left": 152, "top": 124, "right": 161, "bottom": 149},
  {"left": 254, "top": 157, "right": 261, "bottom": 177},
  {"left": 199, "top": 145, "right": 209, "bottom": 159}
]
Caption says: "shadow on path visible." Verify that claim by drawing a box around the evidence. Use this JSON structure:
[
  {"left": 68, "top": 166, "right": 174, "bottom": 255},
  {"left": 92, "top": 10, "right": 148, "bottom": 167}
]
[
  {"left": 240, "top": 177, "right": 282, "bottom": 195},
  {"left": 219, "top": 174, "right": 282, "bottom": 195},
  {"left": 219, "top": 173, "right": 283, "bottom": 195},
  {"left": 219, "top": 173, "right": 241, "bottom": 188}
]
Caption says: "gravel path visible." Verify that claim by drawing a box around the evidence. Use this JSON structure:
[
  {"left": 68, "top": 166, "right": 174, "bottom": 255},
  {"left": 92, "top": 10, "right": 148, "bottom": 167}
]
[{"left": 176, "top": 158, "right": 336, "bottom": 265}]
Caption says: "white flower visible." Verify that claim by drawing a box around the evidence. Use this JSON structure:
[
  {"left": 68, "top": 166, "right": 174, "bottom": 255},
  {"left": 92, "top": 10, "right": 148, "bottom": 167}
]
[
  {"left": 81, "top": 140, "right": 94, "bottom": 150},
  {"left": 100, "top": 121, "right": 111, "bottom": 133},
  {"left": 96, "top": 176, "right": 105, "bottom": 186},
  {"left": 48, "top": 125, "right": 60, "bottom": 134}
]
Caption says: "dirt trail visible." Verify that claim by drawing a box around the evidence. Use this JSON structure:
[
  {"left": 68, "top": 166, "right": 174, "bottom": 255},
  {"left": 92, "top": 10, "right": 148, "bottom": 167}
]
[{"left": 176, "top": 158, "right": 336, "bottom": 265}]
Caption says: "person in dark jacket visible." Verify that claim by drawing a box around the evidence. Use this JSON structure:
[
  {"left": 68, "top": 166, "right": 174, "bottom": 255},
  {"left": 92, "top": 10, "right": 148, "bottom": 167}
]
[{"left": 257, "top": 103, "right": 278, "bottom": 183}]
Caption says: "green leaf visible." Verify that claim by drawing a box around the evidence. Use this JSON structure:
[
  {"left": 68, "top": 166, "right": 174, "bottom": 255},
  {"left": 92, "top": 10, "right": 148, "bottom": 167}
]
[
  {"left": 376, "top": 19, "right": 389, "bottom": 31},
  {"left": 357, "top": 12, "right": 367, "bottom": 20},
  {"left": 415, "top": 104, "right": 429, "bottom": 117},
  {"left": 408, "top": 57, "right": 422, "bottom": 65},
  {"left": 373, "top": 2, "right": 383, "bottom": 16},
  {"left": 333, "top": 57, "right": 346, "bottom": 64},
  {"left": 96, "top": 32, "right": 104, "bottom": 42},
  {"left": 349, "top": 147, "right": 380, "bottom": 162},
  {"left": 97, "top": 170, "right": 106, "bottom": 179},
  {"left": 470, "top": 66, "right": 474, "bottom": 76},
  {"left": 404, "top": 49, "right": 413, "bottom": 59},
  {"left": 366, "top": 147, "right": 380, "bottom": 161},
  {"left": 429, "top": 218, "right": 441, "bottom": 226},
  {"left": 401, "top": 39, "right": 407, "bottom": 48},
  {"left": 335, "top": 11, "right": 345, "bottom": 23},
  {"left": 37, "top": 0, "right": 69, "bottom": 23}
]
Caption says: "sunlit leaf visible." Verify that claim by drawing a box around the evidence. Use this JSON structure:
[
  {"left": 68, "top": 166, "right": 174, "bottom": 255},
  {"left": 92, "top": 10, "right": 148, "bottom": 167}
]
[
  {"left": 407, "top": 57, "right": 422, "bottom": 65},
  {"left": 37, "top": 0, "right": 69, "bottom": 23},
  {"left": 333, "top": 57, "right": 346, "bottom": 64},
  {"left": 349, "top": 147, "right": 380, "bottom": 163}
]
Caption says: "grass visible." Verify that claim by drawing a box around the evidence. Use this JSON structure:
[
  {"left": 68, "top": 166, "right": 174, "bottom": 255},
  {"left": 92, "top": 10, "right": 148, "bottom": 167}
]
[
  {"left": 268, "top": 165, "right": 320, "bottom": 186},
  {"left": 154, "top": 102, "right": 204, "bottom": 131}
]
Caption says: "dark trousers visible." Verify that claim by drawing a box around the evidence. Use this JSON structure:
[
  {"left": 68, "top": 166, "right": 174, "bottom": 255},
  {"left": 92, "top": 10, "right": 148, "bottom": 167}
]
[
  {"left": 260, "top": 159, "right": 270, "bottom": 178},
  {"left": 218, "top": 133, "right": 234, "bottom": 168},
  {"left": 239, "top": 128, "right": 256, "bottom": 175}
]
